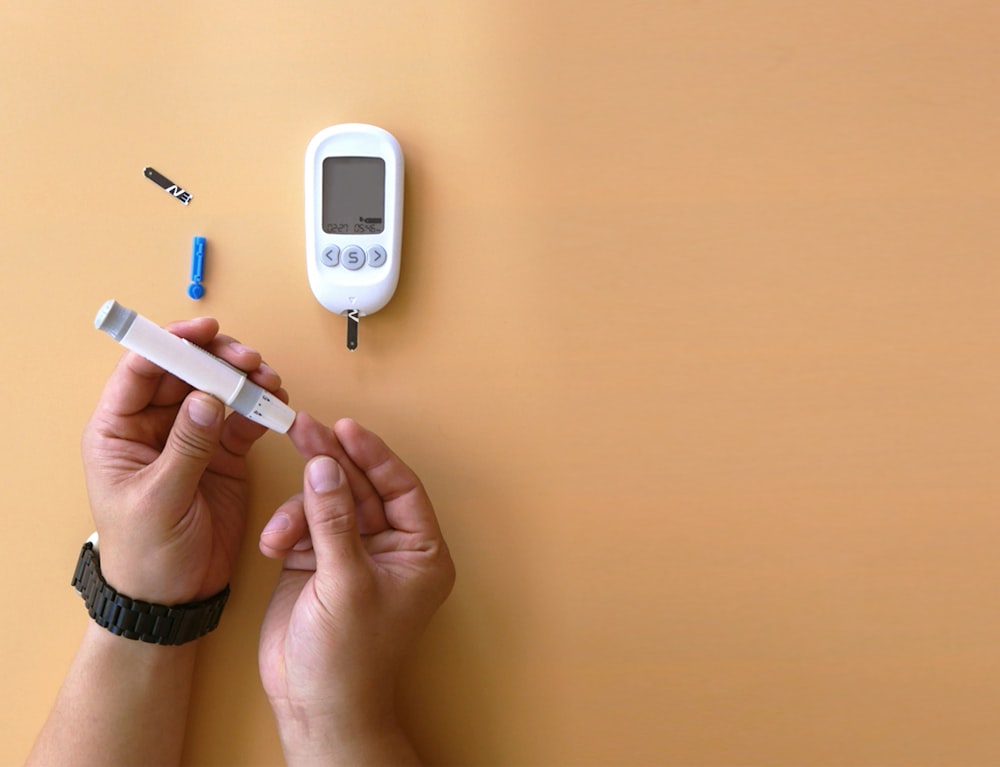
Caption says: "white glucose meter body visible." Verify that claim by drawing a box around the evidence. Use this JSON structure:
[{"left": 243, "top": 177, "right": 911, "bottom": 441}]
[{"left": 305, "top": 124, "right": 403, "bottom": 337}]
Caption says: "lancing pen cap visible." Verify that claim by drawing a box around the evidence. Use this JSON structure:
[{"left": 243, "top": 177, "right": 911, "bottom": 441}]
[{"left": 94, "top": 299, "right": 296, "bottom": 433}]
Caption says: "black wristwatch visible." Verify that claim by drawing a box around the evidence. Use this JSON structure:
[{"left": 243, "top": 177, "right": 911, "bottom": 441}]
[{"left": 72, "top": 536, "right": 229, "bottom": 646}]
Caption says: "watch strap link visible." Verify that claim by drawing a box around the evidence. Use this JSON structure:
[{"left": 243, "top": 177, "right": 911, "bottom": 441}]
[{"left": 72, "top": 542, "right": 229, "bottom": 645}]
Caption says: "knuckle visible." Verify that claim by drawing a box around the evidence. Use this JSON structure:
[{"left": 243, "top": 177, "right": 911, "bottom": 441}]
[
  {"left": 310, "top": 497, "right": 357, "bottom": 537},
  {"left": 169, "top": 426, "right": 214, "bottom": 460},
  {"left": 422, "top": 538, "right": 457, "bottom": 596}
]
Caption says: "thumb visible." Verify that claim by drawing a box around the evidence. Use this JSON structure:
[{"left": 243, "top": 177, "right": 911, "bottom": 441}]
[
  {"left": 303, "top": 456, "right": 366, "bottom": 577},
  {"left": 155, "top": 391, "right": 224, "bottom": 501}
]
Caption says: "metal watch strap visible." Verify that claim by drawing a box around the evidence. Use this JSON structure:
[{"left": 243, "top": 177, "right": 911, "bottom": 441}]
[{"left": 72, "top": 541, "right": 229, "bottom": 645}]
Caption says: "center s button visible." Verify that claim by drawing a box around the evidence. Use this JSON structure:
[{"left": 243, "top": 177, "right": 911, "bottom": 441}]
[{"left": 341, "top": 245, "right": 365, "bottom": 271}]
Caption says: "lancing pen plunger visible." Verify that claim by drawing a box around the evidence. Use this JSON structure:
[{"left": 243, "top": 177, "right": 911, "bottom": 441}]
[{"left": 94, "top": 299, "right": 296, "bottom": 433}]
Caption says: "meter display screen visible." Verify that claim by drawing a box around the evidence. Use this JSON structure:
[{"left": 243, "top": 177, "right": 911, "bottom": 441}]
[{"left": 322, "top": 156, "right": 386, "bottom": 234}]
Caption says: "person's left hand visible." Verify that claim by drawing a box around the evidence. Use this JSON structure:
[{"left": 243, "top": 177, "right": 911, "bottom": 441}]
[
  {"left": 81, "top": 317, "right": 288, "bottom": 604},
  {"left": 257, "top": 416, "right": 455, "bottom": 766}
]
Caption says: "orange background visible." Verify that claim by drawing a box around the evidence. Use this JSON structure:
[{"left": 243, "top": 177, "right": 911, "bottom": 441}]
[{"left": 3, "top": 2, "right": 1000, "bottom": 765}]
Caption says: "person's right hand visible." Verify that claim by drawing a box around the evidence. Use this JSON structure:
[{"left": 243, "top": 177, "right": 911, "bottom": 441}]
[
  {"left": 258, "top": 416, "right": 456, "bottom": 765},
  {"left": 81, "top": 317, "right": 285, "bottom": 605}
]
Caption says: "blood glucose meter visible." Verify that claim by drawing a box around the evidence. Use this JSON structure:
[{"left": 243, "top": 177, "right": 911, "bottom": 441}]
[{"left": 305, "top": 124, "right": 404, "bottom": 350}]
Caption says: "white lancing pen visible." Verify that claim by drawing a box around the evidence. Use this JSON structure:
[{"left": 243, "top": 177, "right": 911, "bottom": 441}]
[{"left": 94, "top": 299, "right": 296, "bottom": 433}]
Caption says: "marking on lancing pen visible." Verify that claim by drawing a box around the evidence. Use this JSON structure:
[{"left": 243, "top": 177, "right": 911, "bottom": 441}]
[{"left": 143, "top": 167, "right": 192, "bottom": 205}]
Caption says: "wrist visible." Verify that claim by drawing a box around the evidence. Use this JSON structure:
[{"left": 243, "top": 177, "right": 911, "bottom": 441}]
[
  {"left": 270, "top": 697, "right": 418, "bottom": 767},
  {"left": 95, "top": 530, "right": 206, "bottom": 605}
]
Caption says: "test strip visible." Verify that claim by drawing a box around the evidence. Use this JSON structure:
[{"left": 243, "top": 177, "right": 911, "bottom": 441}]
[
  {"left": 347, "top": 309, "right": 360, "bottom": 351},
  {"left": 143, "top": 166, "right": 192, "bottom": 205}
]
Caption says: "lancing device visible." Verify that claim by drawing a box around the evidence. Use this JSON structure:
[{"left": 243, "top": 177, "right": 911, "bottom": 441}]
[{"left": 94, "top": 300, "right": 296, "bottom": 433}]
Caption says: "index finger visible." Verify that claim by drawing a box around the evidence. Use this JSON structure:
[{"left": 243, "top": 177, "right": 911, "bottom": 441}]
[
  {"left": 287, "top": 412, "right": 385, "bottom": 534},
  {"left": 332, "top": 418, "right": 442, "bottom": 538}
]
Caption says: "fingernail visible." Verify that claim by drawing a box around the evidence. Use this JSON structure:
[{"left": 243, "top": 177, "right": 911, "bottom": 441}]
[
  {"left": 229, "top": 341, "right": 257, "bottom": 356},
  {"left": 261, "top": 512, "right": 291, "bottom": 536},
  {"left": 188, "top": 394, "right": 220, "bottom": 426},
  {"left": 308, "top": 456, "right": 342, "bottom": 493}
]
